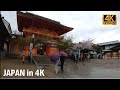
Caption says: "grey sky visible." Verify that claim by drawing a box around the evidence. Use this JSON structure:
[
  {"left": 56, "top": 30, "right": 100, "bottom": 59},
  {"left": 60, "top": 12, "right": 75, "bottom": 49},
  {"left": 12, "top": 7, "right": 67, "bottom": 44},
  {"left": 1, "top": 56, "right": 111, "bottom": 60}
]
[
  {"left": 1, "top": 11, "right": 120, "bottom": 44},
  {"left": 1, "top": 11, "right": 18, "bottom": 31}
]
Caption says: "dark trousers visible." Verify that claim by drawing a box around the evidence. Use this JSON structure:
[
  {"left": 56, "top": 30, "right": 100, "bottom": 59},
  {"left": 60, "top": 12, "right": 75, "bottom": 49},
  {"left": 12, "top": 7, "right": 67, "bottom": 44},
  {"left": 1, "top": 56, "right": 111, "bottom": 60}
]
[{"left": 60, "top": 56, "right": 65, "bottom": 71}]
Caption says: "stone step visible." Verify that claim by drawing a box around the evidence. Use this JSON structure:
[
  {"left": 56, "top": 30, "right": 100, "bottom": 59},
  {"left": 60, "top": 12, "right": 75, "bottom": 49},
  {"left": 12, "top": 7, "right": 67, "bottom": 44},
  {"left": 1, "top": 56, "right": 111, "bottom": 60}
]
[
  {"left": 33, "top": 55, "right": 51, "bottom": 65},
  {"left": 0, "top": 51, "right": 6, "bottom": 59}
]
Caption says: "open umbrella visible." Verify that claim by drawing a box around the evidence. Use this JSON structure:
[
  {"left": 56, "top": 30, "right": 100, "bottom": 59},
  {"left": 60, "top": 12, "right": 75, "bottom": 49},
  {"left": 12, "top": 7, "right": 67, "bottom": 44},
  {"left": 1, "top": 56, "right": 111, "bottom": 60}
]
[
  {"left": 59, "top": 51, "right": 68, "bottom": 57},
  {"left": 50, "top": 53, "right": 61, "bottom": 62}
]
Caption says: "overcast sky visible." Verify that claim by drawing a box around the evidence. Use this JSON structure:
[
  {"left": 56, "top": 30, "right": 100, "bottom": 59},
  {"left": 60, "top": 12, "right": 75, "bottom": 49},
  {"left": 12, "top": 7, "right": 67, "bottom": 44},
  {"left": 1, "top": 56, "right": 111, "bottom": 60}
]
[{"left": 1, "top": 11, "right": 120, "bottom": 44}]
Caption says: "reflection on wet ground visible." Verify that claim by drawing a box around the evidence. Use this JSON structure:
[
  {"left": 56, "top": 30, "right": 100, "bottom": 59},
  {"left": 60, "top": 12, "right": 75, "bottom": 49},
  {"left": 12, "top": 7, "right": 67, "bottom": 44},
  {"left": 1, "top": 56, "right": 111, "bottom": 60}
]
[
  {"left": 43, "top": 59, "right": 120, "bottom": 78},
  {"left": 89, "top": 67, "right": 120, "bottom": 78},
  {"left": 1, "top": 57, "right": 120, "bottom": 79}
]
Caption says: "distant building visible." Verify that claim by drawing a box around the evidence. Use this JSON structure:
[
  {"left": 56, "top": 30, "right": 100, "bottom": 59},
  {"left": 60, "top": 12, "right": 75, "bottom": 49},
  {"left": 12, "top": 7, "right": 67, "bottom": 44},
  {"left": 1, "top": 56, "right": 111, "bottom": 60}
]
[
  {"left": 98, "top": 40, "right": 120, "bottom": 59},
  {"left": 72, "top": 42, "right": 97, "bottom": 59}
]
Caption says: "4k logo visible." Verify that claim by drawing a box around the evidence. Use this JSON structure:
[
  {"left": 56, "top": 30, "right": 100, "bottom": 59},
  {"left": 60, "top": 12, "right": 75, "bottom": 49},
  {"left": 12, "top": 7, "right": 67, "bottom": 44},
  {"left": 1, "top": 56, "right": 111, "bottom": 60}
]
[{"left": 103, "top": 14, "right": 117, "bottom": 25}]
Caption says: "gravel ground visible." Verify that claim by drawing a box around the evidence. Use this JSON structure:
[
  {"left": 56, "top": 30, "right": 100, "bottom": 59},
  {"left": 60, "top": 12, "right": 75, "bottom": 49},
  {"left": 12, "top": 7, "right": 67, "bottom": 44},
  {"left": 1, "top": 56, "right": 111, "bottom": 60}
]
[{"left": 1, "top": 57, "right": 120, "bottom": 79}]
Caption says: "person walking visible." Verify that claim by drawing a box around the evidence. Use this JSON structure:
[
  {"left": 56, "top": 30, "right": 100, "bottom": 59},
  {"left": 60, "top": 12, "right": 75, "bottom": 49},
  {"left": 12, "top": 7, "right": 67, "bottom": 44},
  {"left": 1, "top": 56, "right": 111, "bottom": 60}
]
[
  {"left": 73, "top": 50, "right": 79, "bottom": 63},
  {"left": 80, "top": 50, "right": 84, "bottom": 62},
  {"left": 22, "top": 50, "right": 26, "bottom": 64},
  {"left": 55, "top": 58, "right": 60, "bottom": 74},
  {"left": 59, "top": 50, "right": 67, "bottom": 73},
  {"left": 73, "top": 53, "right": 78, "bottom": 63},
  {"left": 59, "top": 54, "right": 65, "bottom": 72},
  {"left": 50, "top": 53, "right": 61, "bottom": 74}
]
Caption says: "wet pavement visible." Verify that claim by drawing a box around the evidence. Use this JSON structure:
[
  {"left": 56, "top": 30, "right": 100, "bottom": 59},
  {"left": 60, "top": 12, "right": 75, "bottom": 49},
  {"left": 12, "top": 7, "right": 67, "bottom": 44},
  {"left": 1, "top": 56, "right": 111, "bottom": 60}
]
[
  {"left": 38, "top": 59, "right": 120, "bottom": 79},
  {"left": 1, "top": 57, "right": 120, "bottom": 79}
]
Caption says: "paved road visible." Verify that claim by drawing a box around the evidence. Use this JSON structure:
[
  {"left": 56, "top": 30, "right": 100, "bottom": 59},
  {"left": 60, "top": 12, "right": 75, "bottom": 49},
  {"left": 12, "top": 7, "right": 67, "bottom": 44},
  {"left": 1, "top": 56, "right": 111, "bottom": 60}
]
[
  {"left": 1, "top": 57, "right": 120, "bottom": 79},
  {"left": 37, "top": 59, "right": 120, "bottom": 79}
]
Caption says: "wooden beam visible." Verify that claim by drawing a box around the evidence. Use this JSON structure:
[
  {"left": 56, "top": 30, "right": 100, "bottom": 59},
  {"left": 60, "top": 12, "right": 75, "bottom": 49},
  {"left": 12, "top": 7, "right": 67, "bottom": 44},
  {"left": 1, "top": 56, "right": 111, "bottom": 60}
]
[
  {"left": 23, "top": 27, "right": 61, "bottom": 39},
  {"left": 17, "top": 12, "right": 73, "bottom": 35}
]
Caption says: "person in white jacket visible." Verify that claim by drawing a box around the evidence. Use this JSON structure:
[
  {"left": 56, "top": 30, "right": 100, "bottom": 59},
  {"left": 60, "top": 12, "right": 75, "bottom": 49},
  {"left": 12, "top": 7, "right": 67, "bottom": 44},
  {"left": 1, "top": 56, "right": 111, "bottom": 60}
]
[{"left": 54, "top": 58, "right": 60, "bottom": 74}]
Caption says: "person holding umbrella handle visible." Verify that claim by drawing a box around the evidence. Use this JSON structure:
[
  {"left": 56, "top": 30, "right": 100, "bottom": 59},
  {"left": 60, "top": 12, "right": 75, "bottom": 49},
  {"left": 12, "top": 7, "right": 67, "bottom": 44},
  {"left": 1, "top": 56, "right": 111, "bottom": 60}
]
[{"left": 59, "top": 51, "right": 68, "bottom": 73}]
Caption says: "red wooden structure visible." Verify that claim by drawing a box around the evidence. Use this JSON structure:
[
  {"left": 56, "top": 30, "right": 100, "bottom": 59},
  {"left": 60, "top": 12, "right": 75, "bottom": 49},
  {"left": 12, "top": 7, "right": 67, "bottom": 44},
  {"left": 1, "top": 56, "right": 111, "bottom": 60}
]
[{"left": 9, "top": 11, "right": 73, "bottom": 56}]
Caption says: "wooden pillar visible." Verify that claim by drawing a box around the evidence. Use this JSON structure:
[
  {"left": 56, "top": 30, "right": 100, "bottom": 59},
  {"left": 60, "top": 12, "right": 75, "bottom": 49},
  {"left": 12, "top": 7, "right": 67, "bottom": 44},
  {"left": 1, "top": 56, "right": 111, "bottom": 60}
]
[
  {"left": 46, "top": 43, "right": 51, "bottom": 56},
  {"left": 9, "top": 41, "right": 11, "bottom": 52},
  {"left": 16, "top": 43, "right": 19, "bottom": 52},
  {"left": 6, "top": 42, "right": 10, "bottom": 53}
]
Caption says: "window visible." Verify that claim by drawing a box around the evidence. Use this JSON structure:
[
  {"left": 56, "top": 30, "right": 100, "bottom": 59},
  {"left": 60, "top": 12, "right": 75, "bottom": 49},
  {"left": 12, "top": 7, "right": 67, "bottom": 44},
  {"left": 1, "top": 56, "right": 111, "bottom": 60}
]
[{"left": 103, "top": 45, "right": 105, "bottom": 50}]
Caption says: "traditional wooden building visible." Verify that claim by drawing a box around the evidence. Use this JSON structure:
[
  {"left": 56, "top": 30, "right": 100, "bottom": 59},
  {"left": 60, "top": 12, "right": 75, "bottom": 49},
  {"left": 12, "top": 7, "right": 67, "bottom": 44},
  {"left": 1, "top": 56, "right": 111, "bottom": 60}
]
[
  {"left": 9, "top": 11, "right": 73, "bottom": 56},
  {"left": 0, "top": 13, "right": 12, "bottom": 58},
  {"left": 98, "top": 40, "right": 120, "bottom": 59}
]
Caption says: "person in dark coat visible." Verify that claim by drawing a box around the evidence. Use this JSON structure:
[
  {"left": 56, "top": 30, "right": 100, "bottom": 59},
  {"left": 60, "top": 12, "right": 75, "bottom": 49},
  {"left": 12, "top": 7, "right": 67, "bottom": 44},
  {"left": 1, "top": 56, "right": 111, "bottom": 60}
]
[{"left": 59, "top": 54, "right": 65, "bottom": 72}]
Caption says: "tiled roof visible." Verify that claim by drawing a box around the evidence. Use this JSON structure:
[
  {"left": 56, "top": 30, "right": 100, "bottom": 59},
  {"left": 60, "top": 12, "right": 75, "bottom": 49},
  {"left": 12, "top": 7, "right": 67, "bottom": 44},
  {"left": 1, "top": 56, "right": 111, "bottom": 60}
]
[
  {"left": 2, "top": 17, "right": 12, "bottom": 34},
  {"left": 21, "top": 11, "right": 61, "bottom": 25},
  {"left": 17, "top": 11, "right": 73, "bottom": 35},
  {"left": 98, "top": 40, "right": 120, "bottom": 46}
]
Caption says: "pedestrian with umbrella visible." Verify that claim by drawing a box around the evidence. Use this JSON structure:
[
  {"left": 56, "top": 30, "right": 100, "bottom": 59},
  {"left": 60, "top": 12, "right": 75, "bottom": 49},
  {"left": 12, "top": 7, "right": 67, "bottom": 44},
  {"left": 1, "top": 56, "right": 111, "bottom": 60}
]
[
  {"left": 72, "top": 49, "right": 79, "bottom": 63},
  {"left": 50, "top": 53, "right": 61, "bottom": 74},
  {"left": 59, "top": 50, "right": 68, "bottom": 73}
]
